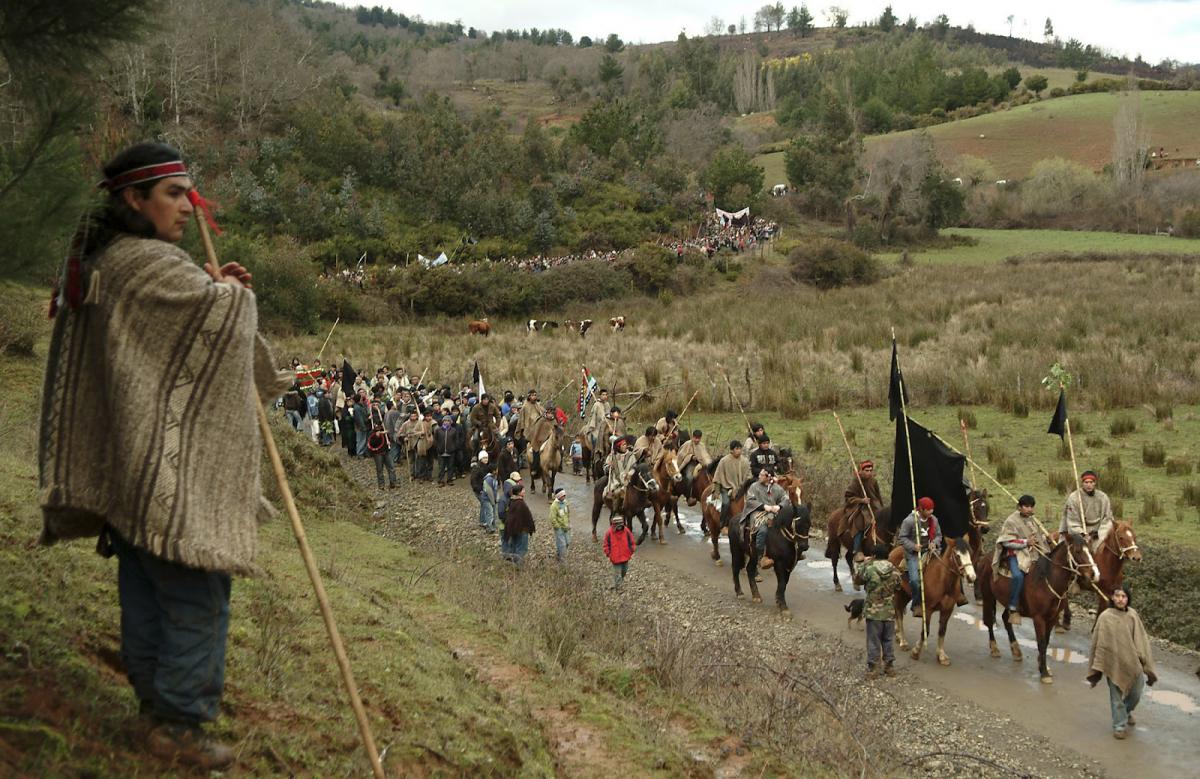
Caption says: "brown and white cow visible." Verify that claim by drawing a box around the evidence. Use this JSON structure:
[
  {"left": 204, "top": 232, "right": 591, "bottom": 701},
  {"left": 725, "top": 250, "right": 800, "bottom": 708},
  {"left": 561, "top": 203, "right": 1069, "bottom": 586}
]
[
  {"left": 579, "top": 319, "right": 593, "bottom": 338},
  {"left": 468, "top": 318, "right": 490, "bottom": 336},
  {"left": 608, "top": 316, "right": 625, "bottom": 332}
]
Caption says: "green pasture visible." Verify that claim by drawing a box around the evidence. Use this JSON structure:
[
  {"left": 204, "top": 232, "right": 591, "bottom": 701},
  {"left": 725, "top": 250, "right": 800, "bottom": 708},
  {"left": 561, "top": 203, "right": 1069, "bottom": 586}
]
[
  {"left": 876, "top": 227, "right": 1200, "bottom": 264},
  {"left": 868, "top": 91, "right": 1200, "bottom": 178},
  {"left": 755, "top": 150, "right": 788, "bottom": 190},
  {"left": 683, "top": 403, "right": 1200, "bottom": 553}
]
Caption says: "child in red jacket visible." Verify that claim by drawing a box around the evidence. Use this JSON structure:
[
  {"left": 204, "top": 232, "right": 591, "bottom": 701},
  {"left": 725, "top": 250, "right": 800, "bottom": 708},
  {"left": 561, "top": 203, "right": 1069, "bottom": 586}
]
[{"left": 603, "top": 516, "right": 636, "bottom": 591}]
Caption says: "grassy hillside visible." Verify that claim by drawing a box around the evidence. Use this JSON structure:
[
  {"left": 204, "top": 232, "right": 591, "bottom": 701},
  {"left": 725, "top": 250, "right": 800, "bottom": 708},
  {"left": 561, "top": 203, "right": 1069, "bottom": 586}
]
[
  {"left": 878, "top": 227, "right": 1200, "bottom": 264},
  {"left": 868, "top": 91, "right": 1200, "bottom": 179}
]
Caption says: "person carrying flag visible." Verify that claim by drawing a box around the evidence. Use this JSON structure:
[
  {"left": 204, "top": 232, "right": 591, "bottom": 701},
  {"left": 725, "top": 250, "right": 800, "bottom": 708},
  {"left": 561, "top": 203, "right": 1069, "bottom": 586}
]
[
  {"left": 897, "top": 497, "right": 942, "bottom": 618},
  {"left": 1061, "top": 470, "right": 1115, "bottom": 553}
]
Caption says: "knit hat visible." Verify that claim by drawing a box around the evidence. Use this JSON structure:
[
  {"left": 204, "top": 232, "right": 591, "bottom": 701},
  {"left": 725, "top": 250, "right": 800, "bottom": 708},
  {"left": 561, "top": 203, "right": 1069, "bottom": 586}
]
[
  {"left": 478, "top": 451, "right": 489, "bottom": 462},
  {"left": 917, "top": 497, "right": 935, "bottom": 511}
]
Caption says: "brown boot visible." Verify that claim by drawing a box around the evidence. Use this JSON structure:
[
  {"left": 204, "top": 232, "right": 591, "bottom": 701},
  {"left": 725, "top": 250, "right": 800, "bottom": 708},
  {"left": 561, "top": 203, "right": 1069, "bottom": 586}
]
[
  {"left": 148, "top": 723, "right": 235, "bottom": 770},
  {"left": 884, "top": 663, "right": 897, "bottom": 677},
  {"left": 761, "top": 556, "right": 774, "bottom": 570},
  {"left": 865, "top": 664, "right": 878, "bottom": 680},
  {"left": 911, "top": 605, "right": 924, "bottom": 619},
  {"left": 853, "top": 551, "right": 865, "bottom": 564}
]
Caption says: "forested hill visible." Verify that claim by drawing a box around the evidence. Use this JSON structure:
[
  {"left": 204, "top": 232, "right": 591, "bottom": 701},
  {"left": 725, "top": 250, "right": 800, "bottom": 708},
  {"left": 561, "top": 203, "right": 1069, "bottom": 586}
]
[{"left": 3, "top": 2, "right": 1198, "bottom": 301}]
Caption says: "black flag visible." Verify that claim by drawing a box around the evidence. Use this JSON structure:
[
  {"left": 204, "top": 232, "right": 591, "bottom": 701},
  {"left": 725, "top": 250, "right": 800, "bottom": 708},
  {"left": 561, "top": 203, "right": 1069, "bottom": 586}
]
[
  {"left": 341, "top": 359, "right": 357, "bottom": 398},
  {"left": 892, "top": 417, "right": 970, "bottom": 538},
  {"left": 888, "top": 338, "right": 909, "bottom": 421},
  {"left": 1048, "top": 389, "right": 1067, "bottom": 440}
]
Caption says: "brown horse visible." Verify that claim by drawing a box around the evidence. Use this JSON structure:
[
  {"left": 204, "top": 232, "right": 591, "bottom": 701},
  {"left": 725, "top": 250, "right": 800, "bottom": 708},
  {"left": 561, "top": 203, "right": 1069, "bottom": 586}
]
[
  {"left": 700, "top": 473, "right": 748, "bottom": 567},
  {"left": 647, "top": 446, "right": 683, "bottom": 544},
  {"left": 827, "top": 488, "right": 989, "bottom": 593},
  {"left": 590, "top": 460, "right": 657, "bottom": 544},
  {"left": 668, "top": 457, "right": 713, "bottom": 531},
  {"left": 1057, "top": 520, "right": 1141, "bottom": 630},
  {"left": 977, "top": 532, "right": 1097, "bottom": 683},
  {"left": 888, "top": 539, "right": 977, "bottom": 666},
  {"left": 534, "top": 425, "right": 565, "bottom": 499}
]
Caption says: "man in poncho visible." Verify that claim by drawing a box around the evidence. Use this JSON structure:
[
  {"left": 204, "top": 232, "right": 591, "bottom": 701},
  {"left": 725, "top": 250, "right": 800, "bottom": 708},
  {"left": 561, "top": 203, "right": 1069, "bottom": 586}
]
[
  {"left": 1087, "top": 585, "right": 1157, "bottom": 739},
  {"left": 39, "top": 143, "right": 291, "bottom": 769},
  {"left": 1061, "top": 469, "right": 1115, "bottom": 553}
]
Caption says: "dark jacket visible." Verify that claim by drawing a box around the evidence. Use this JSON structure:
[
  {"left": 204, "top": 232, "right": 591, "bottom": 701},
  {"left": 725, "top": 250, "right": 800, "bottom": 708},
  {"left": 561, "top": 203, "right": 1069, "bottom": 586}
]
[
  {"left": 352, "top": 403, "right": 369, "bottom": 433},
  {"left": 748, "top": 447, "right": 780, "bottom": 479},
  {"left": 434, "top": 424, "right": 459, "bottom": 455},
  {"left": 469, "top": 462, "right": 490, "bottom": 494},
  {"left": 504, "top": 497, "right": 535, "bottom": 539},
  {"left": 317, "top": 397, "right": 336, "bottom": 423},
  {"left": 497, "top": 449, "right": 519, "bottom": 480}
]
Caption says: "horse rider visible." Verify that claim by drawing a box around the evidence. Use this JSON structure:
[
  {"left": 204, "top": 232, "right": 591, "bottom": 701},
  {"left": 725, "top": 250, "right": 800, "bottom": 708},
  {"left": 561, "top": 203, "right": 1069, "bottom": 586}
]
[
  {"left": 604, "top": 436, "right": 637, "bottom": 516},
  {"left": 634, "top": 425, "right": 663, "bottom": 465},
  {"left": 995, "top": 494, "right": 1047, "bottom": 626},
  {"left": 526, "top": 405, "right": 560, "bottom": 477},
  {"left": 582, "top": 388, "right": 611, "bottom": 451},
  {"left": 842, "top": 460, "right": 884, "bottom": 564},
  {"left": 745, "top": 467, "right": 790, "bottom": 571},
  {"left": 468, "top": 392, "right": 501, "bottom": 438},
  {"left": 712, "top": 439, "right": 752, "bottom": 530},
  {"left": 514, "top": 389, "right": 545, "bottom": 443},
  {"left": 743, "top": 422, "right": 766, "bottom": 454},
  {"left": 675, "top": 429, "right": 713, "bottom": 505},
  {"left": 595, "top": 404, "right": 626, "bottom": 466},
  {"left": 1061, "top": 469, "right": 1114, "bottom": 553},
  {"left": 747, "top": 434, "right": 780, "bottom": 480},
  {"left": 897, "top": 497, "right": 942, "bottom": 618},
  {"left": 655, "top": 409, "right": 680, "bottom": 447}
]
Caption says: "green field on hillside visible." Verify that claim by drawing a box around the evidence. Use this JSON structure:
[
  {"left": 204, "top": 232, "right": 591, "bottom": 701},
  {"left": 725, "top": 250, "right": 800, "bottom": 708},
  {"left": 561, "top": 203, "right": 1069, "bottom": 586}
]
[
  {"left": 868, "top": 91, "right": 1200, "bottom": 179},
  {"left": 757, "top": 149, "right": 788, "bottom": 189},
  {"left": 877, "top": 227, "right": 1200, "bottom": 264}
]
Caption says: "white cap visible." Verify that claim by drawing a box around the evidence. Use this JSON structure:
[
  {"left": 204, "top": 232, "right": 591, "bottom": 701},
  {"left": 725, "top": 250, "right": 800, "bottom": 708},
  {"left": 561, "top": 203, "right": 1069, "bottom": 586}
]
[{"left": 478, "top": 451, "right": 489, "bottom": 462}]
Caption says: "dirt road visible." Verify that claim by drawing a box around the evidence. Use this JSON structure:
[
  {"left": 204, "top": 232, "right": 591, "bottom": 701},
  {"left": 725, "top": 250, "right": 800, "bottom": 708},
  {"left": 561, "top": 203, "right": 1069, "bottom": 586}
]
[{"left": 551, "top": 471, "right": 1199, "bottom": 779}]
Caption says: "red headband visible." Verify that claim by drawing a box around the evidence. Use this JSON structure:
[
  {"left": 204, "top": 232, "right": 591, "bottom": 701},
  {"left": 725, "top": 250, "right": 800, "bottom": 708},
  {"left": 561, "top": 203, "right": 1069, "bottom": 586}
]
[
  {"left": 860, "top": 460, "right": 874, "bottom": 469},
  {"left": 99, "top": 160, "right": 188, "bottom": 192},
  {"left": 917, "top": 497, "right": 935, "bottom": 510}
]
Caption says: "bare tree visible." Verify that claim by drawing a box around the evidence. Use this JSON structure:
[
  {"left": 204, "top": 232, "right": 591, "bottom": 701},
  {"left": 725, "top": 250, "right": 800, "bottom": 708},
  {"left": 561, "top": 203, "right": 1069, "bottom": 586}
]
[
  {"left": 704, "top": 16, "right": 725, "bottom": 36},
  {"left": 1112, "top": 89, "right": 1148, "bottom": 194}
]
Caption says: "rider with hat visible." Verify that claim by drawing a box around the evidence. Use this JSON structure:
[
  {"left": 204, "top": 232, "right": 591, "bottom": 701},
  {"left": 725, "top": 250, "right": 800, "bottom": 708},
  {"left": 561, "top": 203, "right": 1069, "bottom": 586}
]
[
  {"left": 844, "top": 460, "right": 884, "bottom": 564},
  {"left": 897, "top": 497, "right": 942, "bottom": 618},
  {"left": 745, "top": 467, "right": 790, "bottom": 570},
  {"left": 996, "top": 494, "right": 1047, "bottom": 626}
]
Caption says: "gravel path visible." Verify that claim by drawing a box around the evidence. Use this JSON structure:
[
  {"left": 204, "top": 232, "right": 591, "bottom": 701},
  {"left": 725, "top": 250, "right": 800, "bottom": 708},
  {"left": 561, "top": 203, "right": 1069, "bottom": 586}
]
[{"left": 345, "top": 458, "right": 1105, "bottom": 778}]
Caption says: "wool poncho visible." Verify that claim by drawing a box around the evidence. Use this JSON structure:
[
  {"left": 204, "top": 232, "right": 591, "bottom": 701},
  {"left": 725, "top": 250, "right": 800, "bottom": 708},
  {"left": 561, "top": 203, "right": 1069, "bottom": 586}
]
[{"left": 39, "top": 236, "right": 291, "bottom": 576}]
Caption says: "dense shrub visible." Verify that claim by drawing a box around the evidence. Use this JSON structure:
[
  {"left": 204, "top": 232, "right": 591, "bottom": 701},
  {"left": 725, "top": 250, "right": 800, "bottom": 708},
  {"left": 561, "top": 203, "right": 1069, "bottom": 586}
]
[
  {"left": 787, "top": 238, "right": 881, "bottom": 290},
  {"left": 222, "top": 236, "right": 325, "bottom": 333},
  {"left": 0, "top": 293, "right": 42, "bottom": 356}
]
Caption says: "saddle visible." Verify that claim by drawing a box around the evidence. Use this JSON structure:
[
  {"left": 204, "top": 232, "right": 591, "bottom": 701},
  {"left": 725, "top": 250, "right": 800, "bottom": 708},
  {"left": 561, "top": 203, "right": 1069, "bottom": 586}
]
[{"left": 734, "top": 500, "right": 765, "bottom": 528}]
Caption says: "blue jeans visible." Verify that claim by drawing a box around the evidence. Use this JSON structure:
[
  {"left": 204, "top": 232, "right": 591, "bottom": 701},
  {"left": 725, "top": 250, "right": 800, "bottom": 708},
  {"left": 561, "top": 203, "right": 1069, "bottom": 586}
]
[
  {"left": 554, "top": 528, "right": 570, "bottom": 563},
  {"left": 388, "top": 442, "right": 403, "bottom": 467},
  {"left": 355, "top": 432, "right": 368, "bottom": 457},
  {"left": 110, "top": 530, "right": 231, "bottom": 726},
  {"left": 478, "top": 492, "right": 496, "bottom": 530},
  {"left": 506, "top": 532, "right": 529, "bottom": 563},
  {"left": 1007, "top": 554, "right": 1024, "bottom": 610},
  {"left": 285, "top": 410, "right": 302, "bottom": 430},
  {"left": 852, "top": 529, "right": 865, "bottom": 554},
  {"left": 755, "top": 524, "right": 768, "bottom": 558},
  {"left": 1108, "top": 675, "right": 1144, "bottom": 732},
  {"left": 905, "top": 553, "right": 923, "bottom": 608}
]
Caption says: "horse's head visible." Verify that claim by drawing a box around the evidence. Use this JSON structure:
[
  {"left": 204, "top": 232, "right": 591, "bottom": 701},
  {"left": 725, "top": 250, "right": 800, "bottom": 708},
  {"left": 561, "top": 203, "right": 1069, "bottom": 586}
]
[
  {"left": 776, "top": 475, "right": 811, "bottom": 553},
  {"left": 634, "top": 461, "right": 659, "bottom": 493},
  {"left": 659, "top": 445, "right": 682, "bottom": 483},
  {"left": 1111, "top": 521, "right": 1142, "bottom": 562},
  {"left": 1065, "top": 532, "right": 1098, "bottom": 582},
  {"left": 947, "top": 538, "right": 976, "bottom": 584},
  {"left": 969, "top": 488, "right": 990, "bottom": 531}
]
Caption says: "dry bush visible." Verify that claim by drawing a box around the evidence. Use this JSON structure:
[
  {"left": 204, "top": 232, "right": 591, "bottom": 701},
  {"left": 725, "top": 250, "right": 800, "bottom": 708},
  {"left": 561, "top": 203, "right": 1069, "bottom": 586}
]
[
  {"left": 1048, "top": 468, "right": 1074, "bottom": 495},
  {"left": 1143, "top": 442, "right": 1166, "bottom": 468},
  {"left": 1110, "top": 415, "right": 1137, "bottom": 436},
  {"left": 1166, "top": 457, "right": 1193, "bottom": 476}
]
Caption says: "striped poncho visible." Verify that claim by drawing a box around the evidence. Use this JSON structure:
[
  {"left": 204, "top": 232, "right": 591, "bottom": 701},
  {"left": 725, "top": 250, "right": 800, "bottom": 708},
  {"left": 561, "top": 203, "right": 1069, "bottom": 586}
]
[{"left": 38, "top": 236, "right": 291, "bottom": 576}]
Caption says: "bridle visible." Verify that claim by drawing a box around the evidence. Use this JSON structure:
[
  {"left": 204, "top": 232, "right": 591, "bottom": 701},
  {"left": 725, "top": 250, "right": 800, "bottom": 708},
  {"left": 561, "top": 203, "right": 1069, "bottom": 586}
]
[
  {"left": 1106, "top": 526, "right": 1140, "bottom": 560},
  {"left": 1045, "top": 540, "right": 1097, "bottom": 601}
]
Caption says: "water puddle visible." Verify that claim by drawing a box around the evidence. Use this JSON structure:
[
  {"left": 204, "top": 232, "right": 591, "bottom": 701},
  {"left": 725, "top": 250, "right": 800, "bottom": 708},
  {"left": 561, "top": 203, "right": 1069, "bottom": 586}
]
[
  {"left": 950, "top": 612, "right": 1087, "bottom": 664},
  {"left": 806, "top": 559, "right": 832, "bottom": 569},
  {"left": 1145, "top": 689, "right": 1198, "bottom": 714}
]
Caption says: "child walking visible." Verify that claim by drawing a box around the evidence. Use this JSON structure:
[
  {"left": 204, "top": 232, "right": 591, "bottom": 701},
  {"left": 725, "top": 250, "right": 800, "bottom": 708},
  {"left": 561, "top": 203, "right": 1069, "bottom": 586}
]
[
  {"left": 603, "top": 516, "right": 636, "bottom": 591},
  {"left": 854, "top": 542, "right": 902, "bottom": 678}
]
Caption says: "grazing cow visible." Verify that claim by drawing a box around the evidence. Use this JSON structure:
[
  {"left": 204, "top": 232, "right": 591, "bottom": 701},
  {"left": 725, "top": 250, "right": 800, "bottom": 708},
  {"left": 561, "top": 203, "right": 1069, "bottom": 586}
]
[
  {"left": 563, "top": 319, "right": 578, "bottom": 331},
  {"left": 608, "top": 316, "right": 625, "bottom": 332},
  {"left": 527, "top": 320, "right": 558, "bottom": 334},
  {"left": 579, "top": 319, "right": 593, "bottom": 338},
  {"left": 468, "top": 318, "right": 490, "bottom": 337},
  {"left": 540, "top": 320, "right": 559, "bottom": 331}
]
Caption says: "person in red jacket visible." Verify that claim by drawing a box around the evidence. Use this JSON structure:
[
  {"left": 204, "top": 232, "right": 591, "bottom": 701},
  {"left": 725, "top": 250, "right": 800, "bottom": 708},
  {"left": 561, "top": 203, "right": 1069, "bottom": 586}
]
[{"left": 603, "top": 516, "right": 636, "bottom": 591}]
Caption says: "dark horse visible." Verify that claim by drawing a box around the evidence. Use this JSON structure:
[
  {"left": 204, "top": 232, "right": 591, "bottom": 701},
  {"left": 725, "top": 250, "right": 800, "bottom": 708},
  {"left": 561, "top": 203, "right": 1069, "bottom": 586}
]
[
  {"left": 667, "top": 456, "right": 714, "bottom": 534},
  {"left": 590, "top": 460, "right": 658, "bottom": 545},
  {"left": 826, "top": 488, "right": 990, "bottom": 593},
  {"left": 766, "top": 474, "right": 812, "bottom": 614},
  {"left": 977, "top": 532, "right": 1097, "bottom": 684},
  {"left": 724, "top": 477, "right": 763, "bottom": 602}
]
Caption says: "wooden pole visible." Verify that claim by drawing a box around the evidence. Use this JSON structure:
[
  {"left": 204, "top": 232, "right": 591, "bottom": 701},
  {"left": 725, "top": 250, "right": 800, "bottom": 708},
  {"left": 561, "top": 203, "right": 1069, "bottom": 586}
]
[
  {"left": 315, "top": 317, "right": 340, "bottom": 364},
  {"left": 193, "top": 211, "right": 387, "bottom": 779},
  {"left": 718, "top": 366, "right": 754, "bottom": 435},
  {"left": 892, "top": 330, "right": 926, "bottom": 640},
  {"left": 833, "top": 412, "right": 877, "bottom": 531}
]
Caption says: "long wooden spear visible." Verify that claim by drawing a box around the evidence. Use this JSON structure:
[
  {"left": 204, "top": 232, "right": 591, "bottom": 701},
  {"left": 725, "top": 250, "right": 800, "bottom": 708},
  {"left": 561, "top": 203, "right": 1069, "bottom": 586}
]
[
  {"left": 192, "top": 211, "right": 386, "bottom": 779},
  {"left": 718, "top": 366, "right": 754, "bottom": 435},
  {"left": 315, "top": 316, "right": 340, "bottom": 363},
  {"left": 833, "top": 412, "right": 877, "bottom": 533},
  {"left": 892, "top": 329, "right": 926, "bottom": 640}
]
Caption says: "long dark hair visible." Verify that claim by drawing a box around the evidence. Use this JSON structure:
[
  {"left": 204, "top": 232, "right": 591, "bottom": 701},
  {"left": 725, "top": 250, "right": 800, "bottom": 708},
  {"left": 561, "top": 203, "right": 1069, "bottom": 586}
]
[{"left": 81, "top": 142, "right": 183, "bottom": 257}]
